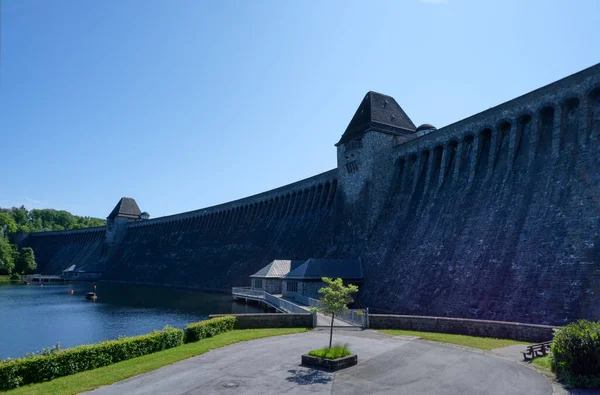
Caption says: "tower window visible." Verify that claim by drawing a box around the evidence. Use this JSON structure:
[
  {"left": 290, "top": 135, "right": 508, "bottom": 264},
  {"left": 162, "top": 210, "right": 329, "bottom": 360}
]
[{"left": 346, "top": 160, "right": 359, "bottom": 173}]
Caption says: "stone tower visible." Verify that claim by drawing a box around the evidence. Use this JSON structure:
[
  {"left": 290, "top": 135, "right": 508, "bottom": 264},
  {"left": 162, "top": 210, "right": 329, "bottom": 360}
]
[
  {"left": 105, "top": 197, "right": 142, "bottom": 246},
  {"left": 335, "top": 92, "right": 418, "bottom": 231}
]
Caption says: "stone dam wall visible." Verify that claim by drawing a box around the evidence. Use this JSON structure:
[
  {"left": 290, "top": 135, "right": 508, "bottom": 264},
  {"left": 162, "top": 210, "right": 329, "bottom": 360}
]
[
  {"left": 28, "top": 170, "right": 342, "bottom": 291},
  {"left": 19, "top": 64, "right": 600, "bottom": 326},
  {"left": 26, "top": 227, "right": 106, "bottom": 275},
  {"left": 349, "top": 65, "right": 600, "bottom": 325}
]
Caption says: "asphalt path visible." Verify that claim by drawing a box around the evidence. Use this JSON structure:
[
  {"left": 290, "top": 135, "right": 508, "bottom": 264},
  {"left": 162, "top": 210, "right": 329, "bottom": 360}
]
[{"left": 86, "top": 329, "right": 554, "bottom": 395}]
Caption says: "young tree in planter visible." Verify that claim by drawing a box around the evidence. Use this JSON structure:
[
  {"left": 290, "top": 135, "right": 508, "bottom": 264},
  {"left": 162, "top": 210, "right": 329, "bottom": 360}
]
[{"left": 318, "top": 277, "right": 359, "bottom": 349}]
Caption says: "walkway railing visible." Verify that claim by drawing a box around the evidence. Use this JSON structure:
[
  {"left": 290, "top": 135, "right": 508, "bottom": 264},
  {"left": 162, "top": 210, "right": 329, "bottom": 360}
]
[
  {"left": 291, "top": 293, "right": 320, "bottom": 308},
  {"left": 232, "top": 287, "right": 369, "bottom": 328},
  {"left": 264, "top": 293, "right": 308, "bottom": 314},
  {"left": 232, "top": 287, "right": 309, "bottom": 314}
]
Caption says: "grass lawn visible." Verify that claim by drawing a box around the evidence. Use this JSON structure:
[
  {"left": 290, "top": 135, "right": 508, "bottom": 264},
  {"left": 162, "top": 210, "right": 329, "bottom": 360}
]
[
  {"left": 308, "top": 344, "right": 351, "bottom": 359},
  {"left": 0, "top": 275, "right": 11, "bottom": 283},
  {"left": 5, "top": 328, "right": 308, "bottom": 395},
  {"left": 533, "top": 355, "right": 552, "bottom": 370},
  {"left": 378, "top": 329, "right": 531, "bottom": 350}
]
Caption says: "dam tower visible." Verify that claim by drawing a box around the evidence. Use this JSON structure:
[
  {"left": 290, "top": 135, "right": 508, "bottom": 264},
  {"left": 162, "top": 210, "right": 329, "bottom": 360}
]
[{"left": 335, "top": 91, "right": 418, "bottom": 232}]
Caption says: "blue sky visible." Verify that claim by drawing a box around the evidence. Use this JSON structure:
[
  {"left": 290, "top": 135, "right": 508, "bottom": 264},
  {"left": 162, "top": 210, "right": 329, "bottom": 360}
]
[{"left": 1, "top": 0, "right": 599, "bottom": 218}]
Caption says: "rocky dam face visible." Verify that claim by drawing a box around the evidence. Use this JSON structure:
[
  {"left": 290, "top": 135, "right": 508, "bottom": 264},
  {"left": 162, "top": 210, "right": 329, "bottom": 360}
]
[{"left": 20, "top": 63, "right": 600, "bottom": 326}]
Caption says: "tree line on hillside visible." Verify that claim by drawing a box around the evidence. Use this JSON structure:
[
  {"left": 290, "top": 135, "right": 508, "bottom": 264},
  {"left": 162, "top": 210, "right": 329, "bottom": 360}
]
[
  {"left": 0, "top": 206, "right": 106, "bottom": 233},
  {"left": 0, "top": 206, "right": 106, "bottom": 277}
]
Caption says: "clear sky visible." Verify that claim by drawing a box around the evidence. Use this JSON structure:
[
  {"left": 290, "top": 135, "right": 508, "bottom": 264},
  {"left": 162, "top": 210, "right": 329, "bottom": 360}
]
[{"left": 1, "top": 0, "right": 599, "bottom": 218}]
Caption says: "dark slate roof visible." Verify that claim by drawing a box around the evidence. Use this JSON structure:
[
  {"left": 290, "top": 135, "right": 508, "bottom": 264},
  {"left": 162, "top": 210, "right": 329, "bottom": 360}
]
[
  {"left": 416, "top": 123, "right": 437, "bottom": 132},
  {"left": 336, "top": 92, "right": 416, "bottom": 146},
  {"left": 250, "top": 260, "right": 305, "bottom": 278},
  {"left": 108, "top": 197, "right": 142, "bottom": 220},
  {"left": 284, "top": 259, "right": 363, "bottom": 280}
]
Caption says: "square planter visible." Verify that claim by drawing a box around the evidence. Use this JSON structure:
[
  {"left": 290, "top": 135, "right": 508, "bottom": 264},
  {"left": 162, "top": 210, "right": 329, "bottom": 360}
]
[{"left": 301, "top": 354, "right": 357, "bottom": 371}]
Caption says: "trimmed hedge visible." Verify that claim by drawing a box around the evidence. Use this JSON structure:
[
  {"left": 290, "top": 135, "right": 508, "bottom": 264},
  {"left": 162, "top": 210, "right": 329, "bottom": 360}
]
[
  {"left": 552, "top": 320, "right": 600, "bottom": 388},
  {"left": 0, "top": 326, "right": 183, "bottom": 391},
  {"left": 184, "top": 316, "right": 236, "bottom": 343}
]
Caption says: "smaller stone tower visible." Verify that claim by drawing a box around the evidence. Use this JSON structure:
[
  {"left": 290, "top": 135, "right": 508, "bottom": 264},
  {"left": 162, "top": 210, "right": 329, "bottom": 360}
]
[{"left": 105, "top": 197, "right": 142, "bottom": 246}]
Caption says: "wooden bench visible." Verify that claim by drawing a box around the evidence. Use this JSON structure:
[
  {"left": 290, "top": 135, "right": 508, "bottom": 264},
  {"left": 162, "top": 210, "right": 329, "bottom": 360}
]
[{"left": 522, "top": 341, "right": 551, "bottom": 361}]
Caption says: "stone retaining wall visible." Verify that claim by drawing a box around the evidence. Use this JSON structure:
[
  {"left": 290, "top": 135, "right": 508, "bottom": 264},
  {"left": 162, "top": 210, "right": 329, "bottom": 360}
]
[
  {"left": 210, "top": 313, "right": 314, "bottom": 329},
  {"left": 370, "top": 314, "right": 556, "bottom": 342}
]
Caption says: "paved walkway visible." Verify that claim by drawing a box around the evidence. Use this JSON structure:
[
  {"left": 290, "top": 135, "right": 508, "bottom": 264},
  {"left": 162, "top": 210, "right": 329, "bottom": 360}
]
[{"left": 86, "top": 330, "right": 555, "bottom": 395}]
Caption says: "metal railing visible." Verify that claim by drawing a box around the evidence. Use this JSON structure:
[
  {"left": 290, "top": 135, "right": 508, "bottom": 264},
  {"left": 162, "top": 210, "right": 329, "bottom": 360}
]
[
  {"left": 264, "top": 293, "right": 309, "bottom": 314},
  {"left": 320, "top": 309, "right": 368, "bottom": 328},
  {"left": 292, "top": 293, "right": 321, "bottom": 308},
  {"left": 232, "top": 287, "right": 309, "bottom": 314},
  {"left": 231, "top": 287, "right": 265, "bottom": 299}
]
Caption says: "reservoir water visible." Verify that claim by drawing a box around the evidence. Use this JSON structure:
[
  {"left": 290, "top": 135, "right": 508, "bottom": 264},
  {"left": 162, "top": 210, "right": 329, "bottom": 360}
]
[{"left": 0, "top": 282, "right": 265, "bottom": 359}]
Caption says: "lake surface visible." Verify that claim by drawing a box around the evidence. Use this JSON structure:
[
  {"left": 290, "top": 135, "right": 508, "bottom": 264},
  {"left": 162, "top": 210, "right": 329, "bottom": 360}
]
[{"left": 0, "top": 282, "right": 265, "bottom": 359}]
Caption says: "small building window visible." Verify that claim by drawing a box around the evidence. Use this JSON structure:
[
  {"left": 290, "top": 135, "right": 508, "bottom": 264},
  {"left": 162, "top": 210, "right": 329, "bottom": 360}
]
[
  {"left": 253, "top": 279, "right": 263, "bottom": 289},
  {"left": 346, "top": 160, "right": 359, "bottom": 174},
  {"left": 287, "top": 281, "right": 298, "bottom": 293}
]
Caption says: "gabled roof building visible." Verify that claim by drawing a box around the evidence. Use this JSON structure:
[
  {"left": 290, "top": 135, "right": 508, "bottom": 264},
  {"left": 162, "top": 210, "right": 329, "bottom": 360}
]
[{"left": 249, "top": 258, "right": 363, "bottom": 300}]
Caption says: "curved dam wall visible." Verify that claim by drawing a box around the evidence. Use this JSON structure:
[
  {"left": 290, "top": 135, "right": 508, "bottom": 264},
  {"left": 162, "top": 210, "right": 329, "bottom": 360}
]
[
  {"left": 25, "top": 227, "right": 106, "bottom": 275},
  {"left": 101, "top": 170, "right": 340, "bottom": 290},
  {"left": 17, "top": 63, "right": 600, "bottom": 326},
  {"left": 355, "top": 66, "right": 600, "bottom": 325}
]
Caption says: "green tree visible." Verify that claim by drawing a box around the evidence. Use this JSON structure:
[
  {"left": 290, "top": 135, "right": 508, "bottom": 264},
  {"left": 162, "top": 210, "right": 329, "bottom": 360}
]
[
  {"left": 317, "top": 277, "right": 359, "bottom": 349},
  {"left": 0, "top": 213, "right": 18, "bottom": 235},
  {"left": 15, "top": 247, "right": 37, "bottom": 274},
  {"left": 10, "top": 206, "right": 29, "bottom": 226},
  {"left": 0, "top": 237, "right": 16, "bottom": 274},
  {"left": 17, "top": 224, "right": 31, "bottom": 233}
]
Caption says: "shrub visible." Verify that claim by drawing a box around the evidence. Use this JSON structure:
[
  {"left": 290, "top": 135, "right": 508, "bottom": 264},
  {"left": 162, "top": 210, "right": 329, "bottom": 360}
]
[
  {"left": 308, "top": 344, "right": 351, "bottom": 359},
  {"left": 0, "top": 326, "right": 183, "bottom": 391},
  {"left": 184, "top": 316, "right": 236, "bottom": 343},
  {"left": 551, "top": 320, "right": 600, "bottom": 388},
  {"left": 10, "top": 272, "right": 21, "bottom": 281}
]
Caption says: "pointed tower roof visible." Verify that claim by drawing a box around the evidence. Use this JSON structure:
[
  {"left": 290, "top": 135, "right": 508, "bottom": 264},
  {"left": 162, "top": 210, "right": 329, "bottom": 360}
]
[
  {"left": 108, "top": 197, "right": 142, "bottom": 220},
  {"left": 336, "top": 91, "right": 416, "bottom": 146}
]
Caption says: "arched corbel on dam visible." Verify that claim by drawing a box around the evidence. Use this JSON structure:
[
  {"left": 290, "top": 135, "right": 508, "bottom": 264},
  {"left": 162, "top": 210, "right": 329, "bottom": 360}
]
[
  {"left": 514, "top": 112, "right": 537, "bottom": 167},
  {"left": 535, "top": 105, "right": 556, "bottom": 163},
  {"left": 560, "top": 95, "right": 582, "bottom": 152},
  {"left": 430, "top": 145, "right": 443, "bottom": 190},
  {"left": 409, "top": 151, "right": 425, "bottom": 194},
  {"left": 327, "top": 180, "right": 338, "bottom": 208},
  {"left": 321, "top": 185, "right": 330, "bottom": 209},
  {"left": 465, "top": 131, "right": 481, "bottom": 184},
  {"left": 392, "top": 157, "right": 405, "bottom": 195},
  {"left": 511, "top": 113, "right": 531, "bottom": 167},
  {"left": 439, "top": 140, "right": 458, "bottom": 188},
  {"left": 493, "top": 120, "right": 513, "bottom": 178},
  {"left": 587, "top": 87, "right": 600, "bottom": 144},
  {"left": 474, "top": 127, "right": 492, "bottom": 182},
  {"left": 453, "top": 134, "right": 471, "bottom": 184},
  {"left": 422, "top": 148, "right": 437, "bottom": 194},
  {"left": 402, "top": 153, "right": 417, "bottom": 194},
  {"left": 313, "top": 185, "right": 322, "bottom": 210}
]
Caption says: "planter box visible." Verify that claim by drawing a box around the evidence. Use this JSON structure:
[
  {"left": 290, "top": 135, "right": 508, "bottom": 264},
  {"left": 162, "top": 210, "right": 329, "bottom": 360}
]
[{"left": 301, "top": 354, "right": 357, "bottom": 371}]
